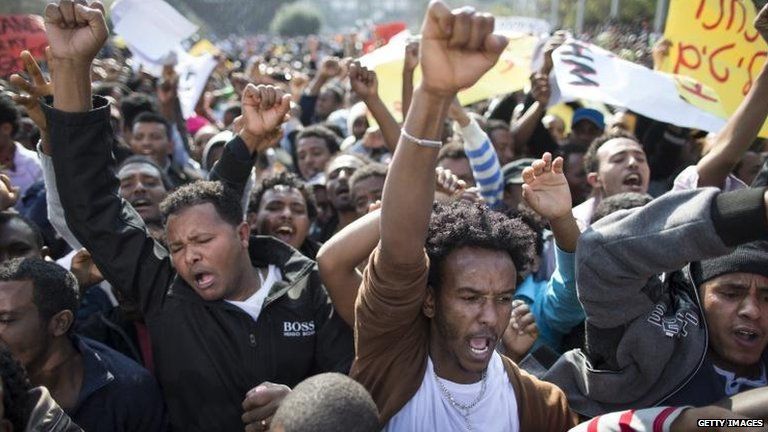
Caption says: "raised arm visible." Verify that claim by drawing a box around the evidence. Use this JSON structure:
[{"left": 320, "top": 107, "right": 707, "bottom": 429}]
[
  {"left": 578, "top": 187, "right": 768, "bottom": 330},
  {"left": 209, "top": 85, "right": 291, "bottom": 201},
  {"left": 522, "top": 153, "right": 584, "bottom": 340},
  {"left": 317, "top": 209, "right": 381, "bottom": 326},
  {"left": 401, "top": 40, "right": 419, "bottom": 118},
  {"left": 511, "top": 74, "right": 549, "bottom": 155},
  {"left": 44, "top": 0, "right": 174, "bottom": 315},
  {"left": 696, "top": 4, "right": 768, "bottom": 188},
  {"left": 349, "top": 61, "right": 400, "bottom": 152},
  {"left": 448, "top": 99, "right": 504, "bottom": 207},
  {"left": 299, "top": 57, "right": 340, "bottom": 125},
  {"left": 381, "top": 2, "right": 508, "bottom": 265}
]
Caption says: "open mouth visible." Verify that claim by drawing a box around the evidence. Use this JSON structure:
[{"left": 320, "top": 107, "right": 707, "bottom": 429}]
[
  {"left": 622, "top": 173, "right": 643, "bottom": 189},
  {"left": 734, "top": 328, "right": 759, "bottom": 343},
  {"left": 194, "top": 271, "right": 215, "bottom": 290},
  {"left": 273, "top": 225, "right": 295, "bottom": 242},
  {"left": 468, "top": 337, "right": 493, "bottom": 358},
  {"left": 131, "top": 198, "right": 151, "bottom": 210}
]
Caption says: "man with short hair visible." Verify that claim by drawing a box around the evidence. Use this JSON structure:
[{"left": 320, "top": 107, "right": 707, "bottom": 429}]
[
  {"left": 350, "top": 3, "right": 577, "bottom": 430},
  {"left": 0, "top": 258, "right": 165, "bottom": 431},
  {"left": 42, "top": 5, "right": 353, "bottom": 430},
  {"left": 572, "top": 131, "right": 650, "bottom": 229},
  {"left": 349, "top": 162, "right": 387, "bottom": 217},
  {"left": 295, "top": 125, "right": 340, "bottom": 181},
  {"left": 437, "top": 142, "right": 475, "bottom": 186},
  {"left": 271, "top": 373, "right": 379, "bottom": 432},
  {"left": 484, "top": 119, "right": 515, "bottom": 165},
  {"left": 313, "top": 154, "right": 368, "bottom": 241},
  {"left": 130, "top": 112, "right": 201, "bottom": 188},
  {"left": 0, "top": 212, "right": 46, "bottom": 263}
]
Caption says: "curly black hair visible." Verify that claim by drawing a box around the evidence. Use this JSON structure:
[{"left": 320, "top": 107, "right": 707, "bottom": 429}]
[
  {"left": 591, "top": 192, "right": 653, "bottom": 223},
  {"left": 159, "top": 180, "right": 243, "bottom": 227},
  {"left": 426, "top": 201, "right": 535, "bottom": 290},
  {"left": 0, "top": 345, "right": 31, "bottom": 432},
  {"left": 249, "top": 171, "right": 317, "bottom": 220},
  {"left": 583, "top": 130, "right": 639, "bottom": 174}
]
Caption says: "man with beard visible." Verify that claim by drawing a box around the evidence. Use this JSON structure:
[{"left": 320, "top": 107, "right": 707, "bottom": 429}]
[
  {"left": 350, "top": 2, "right": 578, "bottom": 430},
  {"left": 572, "top": 131, "right": 650, "bottom": 229}
]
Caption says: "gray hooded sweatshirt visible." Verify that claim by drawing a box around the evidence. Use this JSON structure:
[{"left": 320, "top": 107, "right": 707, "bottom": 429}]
[{"left": 544, "top": 187, "right": 768, "bottom": 417}]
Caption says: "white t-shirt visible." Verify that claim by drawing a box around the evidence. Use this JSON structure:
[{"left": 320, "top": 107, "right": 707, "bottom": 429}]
[
  {"left": 385, "top": 351, "right": 519, "bottom": 432},
  {"left": 225, "top": 265, "right": 280, "bottom": 322}
]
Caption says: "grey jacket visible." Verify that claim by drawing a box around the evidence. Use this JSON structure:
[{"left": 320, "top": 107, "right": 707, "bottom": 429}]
[{"left": 544, "top": 187, "right": 768, "bottom": 417}]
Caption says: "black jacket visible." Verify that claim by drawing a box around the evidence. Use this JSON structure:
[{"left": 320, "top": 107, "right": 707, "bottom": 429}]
[{"left": 45, "top": 97, "right": 354, "bottom": 431}]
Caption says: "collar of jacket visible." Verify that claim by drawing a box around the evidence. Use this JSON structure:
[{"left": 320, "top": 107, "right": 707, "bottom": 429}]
[
  {"left": 167, "top": 235, "right": 315, "bottom": 306},
  {"left": 70, "top": 335, "right": 116, "bottom": 414}
]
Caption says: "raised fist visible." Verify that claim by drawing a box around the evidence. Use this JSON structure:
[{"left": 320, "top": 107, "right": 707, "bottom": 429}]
[
  {"left": 239, "top": 84, "right": 292, "bottom": 153},
  {"left": 419, "top": 1, "right": 508, "bottom": 97},
  {"left": 44, "top": 0, "right": 108, "bottom": 64}
]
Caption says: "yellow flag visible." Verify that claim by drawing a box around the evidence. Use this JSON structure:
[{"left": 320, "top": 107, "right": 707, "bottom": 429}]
[
  {"left": 661, "top": 0, "right": 768, "bottom": 136},
  {"left": 363, "top": 33, "right": 538, "bottom": 121}
]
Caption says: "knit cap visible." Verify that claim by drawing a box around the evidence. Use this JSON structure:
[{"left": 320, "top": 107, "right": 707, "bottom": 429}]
[{"left": 690, "top": 240, "right": 768, "bottom": 286}]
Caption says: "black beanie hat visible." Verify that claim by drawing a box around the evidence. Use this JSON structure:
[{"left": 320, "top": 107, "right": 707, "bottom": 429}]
[{"left": 691, "top": 240, "right": 768, "bottom": 287}]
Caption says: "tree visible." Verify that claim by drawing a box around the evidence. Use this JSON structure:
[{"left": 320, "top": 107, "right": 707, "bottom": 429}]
[{"left": 270, "top": 2, "right": 322, "bottom": 37}]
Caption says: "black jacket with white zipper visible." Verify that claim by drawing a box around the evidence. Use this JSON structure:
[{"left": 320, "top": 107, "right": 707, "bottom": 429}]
[{"left": 45, "top": 97, "right": 353, "bottom": 431}]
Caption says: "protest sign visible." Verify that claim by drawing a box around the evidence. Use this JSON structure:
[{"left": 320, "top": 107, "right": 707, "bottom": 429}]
[
  {"left": 0, "top": 15, "right": 47, "bottom": 77},
  {"left": 661, "top": 0, "right": 768, "bottom": 136},
  {"left": 111, "top": 0, "right": 197, "bottom": 62},
  {"left": 553, "top": 39, "right": 727, "bottom": 133},
  {"left": 176, "top": 52, "right": 218, "bottom": 119}
]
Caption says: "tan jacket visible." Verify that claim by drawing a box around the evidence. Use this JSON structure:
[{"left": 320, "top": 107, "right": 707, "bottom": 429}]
[{"left": 350, "top": 248, "right": 579, "bottom": 430}]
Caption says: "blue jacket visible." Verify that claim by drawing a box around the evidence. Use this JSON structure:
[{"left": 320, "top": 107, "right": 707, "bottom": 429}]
[
  {"left": 515, "top": 246, "right": 584, "bottom": 353},
  {"left": 68, "top": 335, "right": 165, "bottom": 431}
]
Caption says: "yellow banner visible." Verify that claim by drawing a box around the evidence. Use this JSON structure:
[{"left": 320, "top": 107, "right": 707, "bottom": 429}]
[
  {"left": 661, "top": 0, "right": 768, "bottom": 136},
  {"left": 189, "top": 39, "right": 219, "bottom": 57},
  {"left": 367, "top": 34, "right": 537, "bottom": 121}
]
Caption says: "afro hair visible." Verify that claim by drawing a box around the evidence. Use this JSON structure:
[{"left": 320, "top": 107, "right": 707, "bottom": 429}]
[{"left": 426, "top": 201, "right": 535, "bottom": 290}]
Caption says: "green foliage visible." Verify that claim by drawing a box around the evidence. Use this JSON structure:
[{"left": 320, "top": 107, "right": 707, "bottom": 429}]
[
  {"left": 270, "top": 2, "right": 322, "bottom": 37},
  {"left": 0, "top": 0, "right": 47, "bottom": 15}
]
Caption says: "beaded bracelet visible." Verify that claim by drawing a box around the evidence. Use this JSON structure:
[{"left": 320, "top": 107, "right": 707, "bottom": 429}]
[{"left": 400, "top": 128, "right": 443, "bottom": 149}]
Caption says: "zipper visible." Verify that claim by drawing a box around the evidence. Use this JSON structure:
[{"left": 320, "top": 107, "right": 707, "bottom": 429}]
[{"left": 654, "top": 267, "right": 708, "bottom": 406}]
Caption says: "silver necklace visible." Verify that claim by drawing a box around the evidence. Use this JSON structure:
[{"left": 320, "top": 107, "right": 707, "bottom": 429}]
[{"left": 432, "top": 368, "right": 488, "bottom": 432}]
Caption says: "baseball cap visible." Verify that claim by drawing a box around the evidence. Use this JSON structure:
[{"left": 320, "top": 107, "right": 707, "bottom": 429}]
[{"left": 572, "top": 108, "right": 605, "bottom": 130}]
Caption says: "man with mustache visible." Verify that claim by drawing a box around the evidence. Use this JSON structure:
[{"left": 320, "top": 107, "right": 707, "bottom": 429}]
[{"left": 349, "top": 2, "right": 578, "bottom": 430}]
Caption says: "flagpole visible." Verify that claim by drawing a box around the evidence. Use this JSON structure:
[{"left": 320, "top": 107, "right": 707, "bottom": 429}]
[
  {"left": 576, "top": 0, "right": 585, "bottom": 35},
  {"left": 610, "top": 0, "right": 619, "bottom": 18},
  {"left": 654, "top": 0, "right": 669, "bottom": 33},
  {"left": 550, "top": 0, "right": 559, "bottom": 28}
]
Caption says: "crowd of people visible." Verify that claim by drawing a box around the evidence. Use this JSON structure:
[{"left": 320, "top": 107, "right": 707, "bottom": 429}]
[{"left": 0, "top": 0, "right": 766, "bottom": 431}]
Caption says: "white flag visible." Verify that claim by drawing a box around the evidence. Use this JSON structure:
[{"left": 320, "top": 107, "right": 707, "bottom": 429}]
[
  {"left": 111, "top": 0, "right": 198, "bottom": 62},
  {"left": 553, "top": 39, "right": 727, "bottom": 133},
  {"left": 175, "top": 52, "right": 218, "bottom": 119}
]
